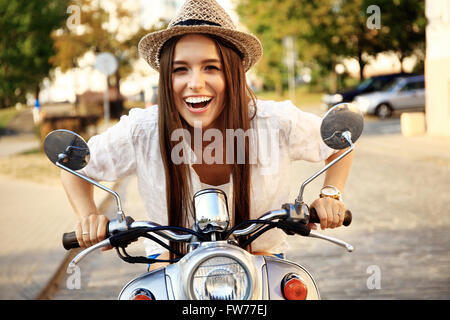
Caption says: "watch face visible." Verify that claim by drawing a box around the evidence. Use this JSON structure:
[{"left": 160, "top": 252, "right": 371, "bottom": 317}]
[{"left": 322, "top": 186, "right": 338, "bottom": 196}]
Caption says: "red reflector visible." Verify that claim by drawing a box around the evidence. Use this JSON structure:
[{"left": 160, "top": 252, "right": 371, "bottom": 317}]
[
  {"left": 130, "top": 288, "right": 154, "bottom": 300},
  {"left": 283, "top": 278, "right": 308, "bottom": 300},
  {"left": 132, "top": 294, "right": 152, "bottom": 300}
]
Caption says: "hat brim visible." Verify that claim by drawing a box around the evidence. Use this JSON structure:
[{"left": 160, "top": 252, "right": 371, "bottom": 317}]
[{"left": 138, "top": 25, "right": 263, "bottom": 72}]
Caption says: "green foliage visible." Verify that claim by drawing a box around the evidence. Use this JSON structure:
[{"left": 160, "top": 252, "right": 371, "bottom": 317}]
[
  {"left": 50, "top": 0, "right": 166, "bottom": 93},
  {"left": 370, "top": 0, "right": 426, "bottom": 68},
  {"left": 0, "top": 0, "right": 69, "bottom": 108},
  {"left": 236, "top": 0, "right": 425, "bottom": 92},
  {"left": 0, "top": 106, "right": 20, "bottom": 129}
]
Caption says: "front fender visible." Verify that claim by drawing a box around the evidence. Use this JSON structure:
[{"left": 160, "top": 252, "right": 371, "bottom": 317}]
[
  {"left": 118, "top": 268, "right": 169, "bottom": 300},
  {"left": 117, "top": 246, "right": 320, "bottom": 300},
  {"left": 264, "top": 256, "right": 320, "bottom": 300}
]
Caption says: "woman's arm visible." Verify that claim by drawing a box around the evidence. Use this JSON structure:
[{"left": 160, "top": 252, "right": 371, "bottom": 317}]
[
  {"left": 310, "top": 147, "right": 354, "bottom": 230},
  {"left": 61, "top": 170, "right": 109, "bottom": 248},
  {"left": 323, "top": 147, "right": 354, "bottom": 192}
]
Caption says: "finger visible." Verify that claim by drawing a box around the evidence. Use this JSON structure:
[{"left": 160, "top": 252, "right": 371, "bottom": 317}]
[
  {"left": 307, "top": 223, "right": 317, "bottom": 230},
  {"left": 75, "top": 222, "right": 86, "bottom": 248},
  {"left": 318, "top": 198, "right": 333, "bottom": 229},
  {"left": 324, "top": 198, "right": 335, "bottom": 229},
  {"left": 89, "top": 214, "right": 99, "bottom": 245},
  {"left": 315, "top": 204, "right": 328, "bottom": 230},
  {"left": 97, "top": 215, "right": 109, "bottom": 242},
  {"left": 330, "top": 200, "right": 341, "bottom": 228},
  {"left": 101, "top": 245, "right": 113, "bottom": 252},
  {"left": 81, "top": 216, "right": 92, "bottom": 247},
  {"left": 335, "top": 202, "right": 345, "bottom": 227},
  {"left": 340, "top": 202, "right": 347, "bottom": 226}
]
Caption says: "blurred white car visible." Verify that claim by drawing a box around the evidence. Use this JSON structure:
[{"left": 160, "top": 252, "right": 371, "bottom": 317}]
[{"left": 354, "top": 75, "right": 425, "bottom": 119}]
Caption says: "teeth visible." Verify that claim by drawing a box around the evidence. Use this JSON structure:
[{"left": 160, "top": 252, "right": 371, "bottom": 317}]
[{"left": 184, "top": 96, "right": 212, "bottom": 104}]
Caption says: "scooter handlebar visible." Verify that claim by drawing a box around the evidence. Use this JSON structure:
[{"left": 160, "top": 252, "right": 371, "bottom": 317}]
[
  {"left": 62, "top": 231, "right": 80, "bottom": 250},
  {"left": 309, "top": 207, "right": 352, "bottom": 226}
]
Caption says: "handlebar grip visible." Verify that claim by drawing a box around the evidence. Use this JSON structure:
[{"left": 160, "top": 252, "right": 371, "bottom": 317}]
[
  {"left": 62, "top": 231, "right": 80, "bottom": 250},
  {"left": 309, "top": 207, "right": 352, "bottom": 226}
]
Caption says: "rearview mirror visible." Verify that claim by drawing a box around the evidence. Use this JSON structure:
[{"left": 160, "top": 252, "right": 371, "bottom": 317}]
[
  {"left": 43, "top": 129, "right": 90, "bottom": 171},
  {"left": 295, "top": 103, "right": 363, "bottom": 205},
  {"left": 320, "top": 103, "right": 364, "bottom": 150},
  {"left": 43, "top": 129, "right": 126, "bottom": 222}
]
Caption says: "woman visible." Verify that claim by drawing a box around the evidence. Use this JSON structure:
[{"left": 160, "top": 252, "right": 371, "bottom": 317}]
[{"left": 61, "top": 0, "right": 353, "bottom": 265}]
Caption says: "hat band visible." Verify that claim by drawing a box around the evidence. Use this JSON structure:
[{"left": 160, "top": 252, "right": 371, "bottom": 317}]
[{"left": 173, "top": 19, "right": 222, "bottom": 27}]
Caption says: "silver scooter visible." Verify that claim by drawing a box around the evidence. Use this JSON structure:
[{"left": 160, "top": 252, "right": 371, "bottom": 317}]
[{"left": 44, "top": 102, "right": 363, "bottom": 300}]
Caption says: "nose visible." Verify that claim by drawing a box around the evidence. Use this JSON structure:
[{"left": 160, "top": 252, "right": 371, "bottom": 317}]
[{"left": 188, "top": 69, "right": 205, "bottom": 91}]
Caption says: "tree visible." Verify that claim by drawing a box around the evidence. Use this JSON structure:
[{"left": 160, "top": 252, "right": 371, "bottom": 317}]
[
  {"left": 236, "top": 0, "right": 302, "bottom": 94},
  {"left": 370, "top": 0, "right": 426, "bottom": 72},
  {"left": 50, "top": 0, "right": 165, "bottom": 97},
  {"left": 236, "top": 0, "right": 425, "bottom": 91},
  {"left": 236, "top": 0, "right": 380, "bottom": 91},
  {"left": 0, "top": 0, "right": 69, "bottom": 108}
]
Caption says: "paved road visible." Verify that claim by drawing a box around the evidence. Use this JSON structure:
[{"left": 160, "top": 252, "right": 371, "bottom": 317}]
[
  {"left": 50, "top": 121, "right": 450, "bottom": 299},
  {"left": 287, "top": 132, "right": 450, "bottom": 299},
  {"left": 0, "top": 174, "right": 117, "bottom": 299}
]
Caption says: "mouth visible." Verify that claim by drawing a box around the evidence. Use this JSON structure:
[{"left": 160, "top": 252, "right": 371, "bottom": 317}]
[{"left": 183, "top": 96, "right": 213, "bottom": 114}]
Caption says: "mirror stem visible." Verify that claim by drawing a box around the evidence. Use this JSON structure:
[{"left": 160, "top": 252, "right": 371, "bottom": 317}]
[
  {"left": 295, "top": 131, "right": 354, "bottom": 206},
  {"left": 56, "top": 161, "right": 126, "bottom": 222}
]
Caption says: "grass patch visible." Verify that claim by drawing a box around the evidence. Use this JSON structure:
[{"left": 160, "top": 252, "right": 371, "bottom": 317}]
[
  {"left": 0, "top": 107, "right": 21, "bottom": 130},
  {"left": 0, "top": 151, "right": 61, "bottom": 185},
  {"left": 18, "top": 147, "right": 42, "bottom": 155},
  {"left": 256, "top": 87, "right": 325, "bottom": 108}
]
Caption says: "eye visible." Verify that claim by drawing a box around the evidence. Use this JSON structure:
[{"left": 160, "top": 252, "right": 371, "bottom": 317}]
[
  {"left": 205, "top": 65, "right": 220, "bottom": 71},
  {"left": 173, "top": 67, "right": 187, "bottom": 73}
]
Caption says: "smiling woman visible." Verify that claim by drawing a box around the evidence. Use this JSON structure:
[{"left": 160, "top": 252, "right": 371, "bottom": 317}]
[
  {"left": 157, "top": 32, "right": 257, "bottom": 257},
  {"left": 171, "top": 34, "right": 227, "bottom": 129}
]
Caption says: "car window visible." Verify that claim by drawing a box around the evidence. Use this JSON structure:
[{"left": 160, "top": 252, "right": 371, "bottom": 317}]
[
  {"left": 400, "top": 80, "right": 425, "bottom": 92},
  {"left": 400, "top": 82, "right": 416, "bottom": 92},
  {"left": 371, "top": 79, "right": 387, "bottom": 91},
  {"left": 357, "top": 78, "right": 373, "bottom": 90},
  {"left": 415, "top": 81, "right": 425, "bottom": 89},
  {"left": 386, "top": 78, "right": 404, "bottom": 92},
  {"left": 380, "top": 78, "right": 400, "bottom": 91}
]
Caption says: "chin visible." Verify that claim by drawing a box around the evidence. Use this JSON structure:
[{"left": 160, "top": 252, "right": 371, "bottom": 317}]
[{"left": 186, "top": 117, "right": 214, "bottom": 129}]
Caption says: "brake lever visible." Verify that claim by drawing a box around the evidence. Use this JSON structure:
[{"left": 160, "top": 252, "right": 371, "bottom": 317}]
[
  {"left": 308, "top": 231, "right": 354, "bottom": 252},
  {"left": 277, "top": 219, "right": 354, "bottom": 252},
  {"left": 68, "top": 238, "right": 112, "bottom": 269}
]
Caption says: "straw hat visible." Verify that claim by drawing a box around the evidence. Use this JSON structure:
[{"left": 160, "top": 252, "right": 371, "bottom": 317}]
[{"left": 138, "top": 0, "right": 263, "bottom": 72}]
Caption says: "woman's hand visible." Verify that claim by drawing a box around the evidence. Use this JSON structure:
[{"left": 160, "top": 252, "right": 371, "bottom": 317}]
[
  {"left": 309, "top": 197, "right": 346, "bottom": 230},
  {"left": 75, "top": 214, "right": 110, "bottom": 249}
]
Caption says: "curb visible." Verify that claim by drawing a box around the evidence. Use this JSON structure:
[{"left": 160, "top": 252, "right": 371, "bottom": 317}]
[{"left": 36, "top": 179, "right": 124, "bottom": 300}]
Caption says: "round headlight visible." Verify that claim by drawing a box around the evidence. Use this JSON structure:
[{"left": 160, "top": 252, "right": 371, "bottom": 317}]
[{"left": 190, "top": 256, "right": 250, "bottom": 300}]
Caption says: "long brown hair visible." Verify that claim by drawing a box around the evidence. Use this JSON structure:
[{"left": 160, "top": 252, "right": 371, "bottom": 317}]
[{"left": 158, "top": 33, "right": 257, "bottom": 258}]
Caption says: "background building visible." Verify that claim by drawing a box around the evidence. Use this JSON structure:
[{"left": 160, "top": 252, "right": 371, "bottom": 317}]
[{"left": 425, "top": 0, "right": 450, "bottom": 137}]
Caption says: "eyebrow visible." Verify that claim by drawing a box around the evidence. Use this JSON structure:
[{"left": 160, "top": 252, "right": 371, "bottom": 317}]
[{"left": 173, "top": 59, "right": 221, "bottom": 65}]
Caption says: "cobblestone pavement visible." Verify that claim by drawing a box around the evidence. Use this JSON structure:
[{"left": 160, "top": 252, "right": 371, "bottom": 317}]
[
  {"left": 287, "top": 132, "right": 450, "bottom": 300},
  {"left": 50, "top": 129, "right": 450, "bottom": 300},
  {"left": 0, "top": 178, "right": 77, "bottom": 299},
  {"left": 0, "top": 175, "right": 117, "bottom": 299}
]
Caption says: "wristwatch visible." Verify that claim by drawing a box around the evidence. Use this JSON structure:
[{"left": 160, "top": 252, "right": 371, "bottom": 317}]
[{"left": 320, "top": 185, "right": 342, "bottom": 201}]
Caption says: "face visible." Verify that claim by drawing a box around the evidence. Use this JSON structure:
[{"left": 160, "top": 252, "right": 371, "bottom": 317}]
[{"left": 171, "top": 34, "right": 226, "bottom": 130}]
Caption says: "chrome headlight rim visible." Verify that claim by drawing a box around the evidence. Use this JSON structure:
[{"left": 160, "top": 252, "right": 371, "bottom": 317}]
[{"left": 187, "top": 253, "right": 253, "bottom": 300}]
